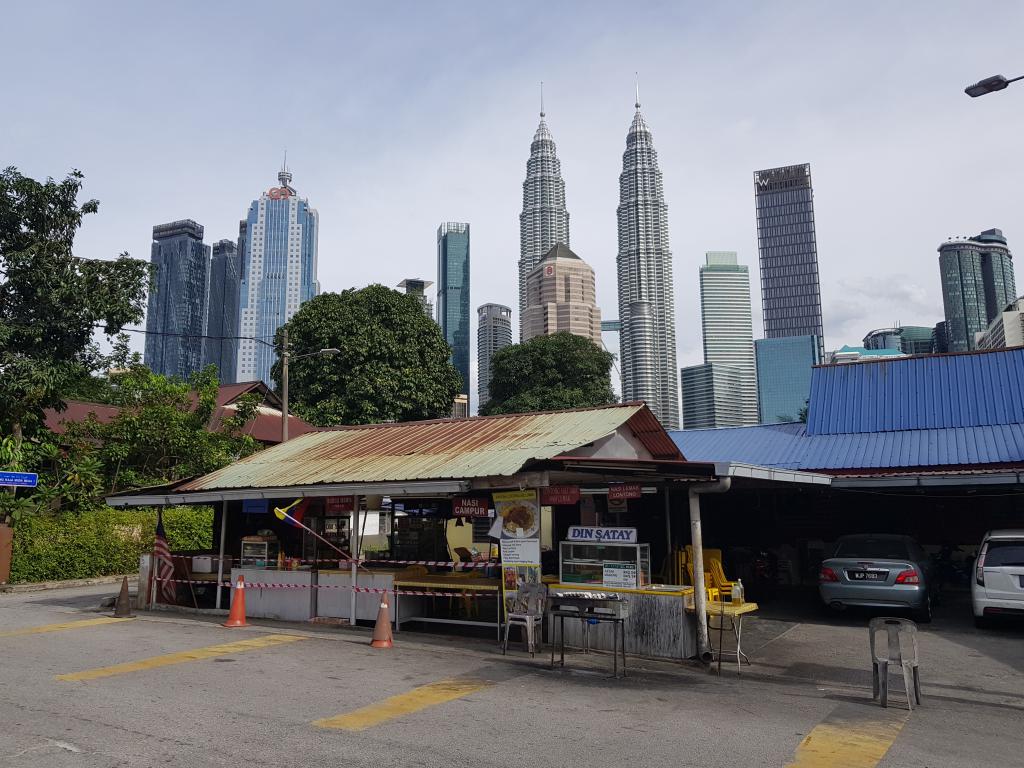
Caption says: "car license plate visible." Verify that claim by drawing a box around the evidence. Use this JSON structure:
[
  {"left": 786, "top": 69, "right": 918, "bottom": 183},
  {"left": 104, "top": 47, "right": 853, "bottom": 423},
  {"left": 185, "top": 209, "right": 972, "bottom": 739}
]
[{"left": 849, "top": 570, "right": 884, "bottom": 581}]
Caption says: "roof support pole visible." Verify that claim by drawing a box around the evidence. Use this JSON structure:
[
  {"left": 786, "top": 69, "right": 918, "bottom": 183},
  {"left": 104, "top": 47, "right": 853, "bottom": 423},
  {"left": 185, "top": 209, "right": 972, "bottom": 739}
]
[
  {"left": 215, "top": 500, "right": 228, "bottom": 610},
  {"left": 688, "top": 478, "right": 731, "bottom": 663},
  {"left": 663, "top": 487, "right": 673, "bottom": 565},
  {"left": 350, "top": 498, "right": 360, "bottom": 625}
]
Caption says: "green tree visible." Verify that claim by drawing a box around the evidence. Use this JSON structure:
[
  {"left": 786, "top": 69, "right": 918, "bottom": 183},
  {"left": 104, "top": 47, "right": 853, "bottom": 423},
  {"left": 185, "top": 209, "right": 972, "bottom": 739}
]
[
  {"left": 482, "top": 332, "right": 616, "bottom": 415},
  {"left": 272, "top": 286, "right": 461, "bottom": 425},
  {"left": 64, "top": 365, "right": 262, "bottom": 493},
  {"left": 0, "top": 168, "right": 149, "bottom": 447}
]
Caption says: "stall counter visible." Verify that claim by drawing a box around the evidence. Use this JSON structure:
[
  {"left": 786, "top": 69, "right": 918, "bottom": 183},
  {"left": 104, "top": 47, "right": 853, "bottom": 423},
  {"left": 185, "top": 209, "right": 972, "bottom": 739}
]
[
  {"left": 230, "top": 568, "right": 313, "bottom": 622},
  {"left": 549, "top": 582, "right": 697, "bottom": 660},
  {"left": 317, "top": 568, "right": 404, "bottom": 623}
]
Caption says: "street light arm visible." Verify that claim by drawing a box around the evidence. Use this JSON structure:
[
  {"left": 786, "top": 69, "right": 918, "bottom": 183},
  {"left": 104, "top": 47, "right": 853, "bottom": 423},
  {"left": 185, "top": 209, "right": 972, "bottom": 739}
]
[{"left": 965, "top": 73, "right": 1024, "bottom": 98}]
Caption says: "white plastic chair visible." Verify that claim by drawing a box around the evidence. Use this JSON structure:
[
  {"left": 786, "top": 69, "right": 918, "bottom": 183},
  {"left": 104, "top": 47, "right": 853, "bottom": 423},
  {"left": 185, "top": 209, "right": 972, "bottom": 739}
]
[
  {"left": 869, "top": 617, "right": 922, "bottom": 710},
  {"left": 503, "top": 582, "right": 546, "bottom": 657}
]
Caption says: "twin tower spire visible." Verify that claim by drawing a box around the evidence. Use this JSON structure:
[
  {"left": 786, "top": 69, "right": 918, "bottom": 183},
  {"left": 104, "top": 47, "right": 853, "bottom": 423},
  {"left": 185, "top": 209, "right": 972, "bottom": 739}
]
[{"left": 516, "top": 86, "right": 680, "bottom": 429}]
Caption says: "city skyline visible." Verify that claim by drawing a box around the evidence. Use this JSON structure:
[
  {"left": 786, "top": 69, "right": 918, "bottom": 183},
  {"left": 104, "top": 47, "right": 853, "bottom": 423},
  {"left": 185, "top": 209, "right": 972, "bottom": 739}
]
[{"left": 8, "top": 4, "right": 1024, "bottom": 407}]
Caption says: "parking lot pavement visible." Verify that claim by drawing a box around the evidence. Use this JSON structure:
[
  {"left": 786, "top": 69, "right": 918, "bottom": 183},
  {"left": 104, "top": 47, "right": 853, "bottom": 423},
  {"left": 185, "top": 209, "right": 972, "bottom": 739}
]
[{"left": 0, "top": 583, "right": 1021, "bottom": 767}]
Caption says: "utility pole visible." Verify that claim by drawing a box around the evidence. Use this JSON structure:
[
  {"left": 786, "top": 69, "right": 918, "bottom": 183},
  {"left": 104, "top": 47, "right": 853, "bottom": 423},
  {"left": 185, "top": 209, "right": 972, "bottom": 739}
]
[{"left": 281, "top": 328, "right": 289, "bottom": 443}]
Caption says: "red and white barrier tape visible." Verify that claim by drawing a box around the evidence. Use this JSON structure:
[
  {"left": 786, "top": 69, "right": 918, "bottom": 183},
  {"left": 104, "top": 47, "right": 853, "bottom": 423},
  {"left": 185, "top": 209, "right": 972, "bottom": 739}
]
[
  {"left": 168, "top": 554, "right": 493, "bottom": 569},
  {"left": 155, "top": 577, "right": 495, "bottom": 599}
]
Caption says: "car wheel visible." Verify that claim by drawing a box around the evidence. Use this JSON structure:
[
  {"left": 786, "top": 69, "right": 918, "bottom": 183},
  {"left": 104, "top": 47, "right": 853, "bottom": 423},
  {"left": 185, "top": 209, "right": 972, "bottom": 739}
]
[{"left": 913, "top": 595, "right": 932, "bottom": 624}]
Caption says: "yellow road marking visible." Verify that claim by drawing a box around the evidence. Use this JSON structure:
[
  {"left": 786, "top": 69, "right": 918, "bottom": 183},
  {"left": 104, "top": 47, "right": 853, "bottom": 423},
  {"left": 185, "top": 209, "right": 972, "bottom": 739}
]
[
  {"left": 786, "top": 707, "right": 908, "bottom": 768},
  {"left": 314, "top": 678, "right": 491, "bottom": 731},
  {"left": 0, "top": 616, "right": 133, "bottom": 638},
  {"left": 55, "top": 633, "right": 305, "bottom": 682}
]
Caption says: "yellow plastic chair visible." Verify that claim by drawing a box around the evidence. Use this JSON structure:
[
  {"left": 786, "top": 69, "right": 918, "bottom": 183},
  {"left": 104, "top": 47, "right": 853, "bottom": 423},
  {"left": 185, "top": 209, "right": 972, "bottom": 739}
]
[
  {"left": 704, "top": 550, "right": 737, "bottom": 600},
  {"left": 686, "top": 562, "right": 720, "bottom": 602}
]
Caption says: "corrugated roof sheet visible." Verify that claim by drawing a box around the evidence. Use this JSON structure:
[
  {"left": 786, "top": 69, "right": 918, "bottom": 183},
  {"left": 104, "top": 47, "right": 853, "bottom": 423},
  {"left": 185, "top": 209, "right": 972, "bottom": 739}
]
[
  {"left": 178, "top": 403, "right": 676, "bottom": 492},
  {"left": 808, "top": 347, "right": 1024, "bottom": 435},
  {"left": 671, "top": 422, "right": 1024, "bottom": 471}
]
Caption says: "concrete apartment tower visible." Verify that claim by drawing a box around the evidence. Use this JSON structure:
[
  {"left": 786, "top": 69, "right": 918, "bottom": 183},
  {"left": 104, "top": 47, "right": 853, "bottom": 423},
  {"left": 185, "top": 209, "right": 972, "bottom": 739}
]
[
  {"left": 680, "top": 252, "right": 759, "bottom": 428},
  {"left": 522, "top": 244, "right": 602, "bottom": 345},
  {"left": 616, "top": 94, "right": 679, "bottom": 429},
  {"left": 519, "top": 93, "right": 570, "bottom": 340},
  {"left": 477, "top": 303, "right": 513, "bottom": 408}
]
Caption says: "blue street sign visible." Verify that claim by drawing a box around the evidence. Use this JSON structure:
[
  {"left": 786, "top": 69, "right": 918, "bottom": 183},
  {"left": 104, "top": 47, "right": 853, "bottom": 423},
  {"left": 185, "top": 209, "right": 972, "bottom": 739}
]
[{"left": 0, "top": 471, "right": 38, "bottom": 488}]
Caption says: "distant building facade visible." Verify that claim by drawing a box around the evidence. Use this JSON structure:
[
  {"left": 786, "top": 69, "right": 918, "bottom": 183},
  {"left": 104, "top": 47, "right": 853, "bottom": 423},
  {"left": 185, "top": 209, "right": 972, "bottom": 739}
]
[
  {"left": 755, "top": 335, "right": 822, "bottom": 423},
  {"left": 451, "top": 394, "right": 469, "bottom": 419},
  {"left": 144, "top": 219, "right": 210, "bottom": 379},
  {"left": 236, "top": 167, "right": 319, "bottom": 385},
  {"left": 862, "top": 326, "right": 936, "bottom": 356},
  {"left": 398, "top": 278, "right": 434, "bottom": 318},
  {"left": 680, "top": 363, "right": 746, "bottom": 429},
  {"left": 825, "top": 345, "right": 907, "bottom": 364},
  {"left": 203, "top": 239, "right": 241, "bottom": 382},
  {"left": 616, "top": 99, "right": 679, "bottom": 429},
  {"left": 477, "top": 303, "right": 512, "bottom": 408},
  {"left": 437, "top": 222, "right": 471, "bottom": 403},
  {"left": 754, "top": 163, "right": 825, "bottom": 357},
  {"left": 939, "top": 228, "right": 1016, "bottom": 352},
  {"left": 519, "top": 107, "right": 570, "bottom": 339},
  {"left": 976, "top": 297, "right": 1024, "bottom": 350},
  {"left": 522, "top": 244, "right": 602, "bottom": 345}
]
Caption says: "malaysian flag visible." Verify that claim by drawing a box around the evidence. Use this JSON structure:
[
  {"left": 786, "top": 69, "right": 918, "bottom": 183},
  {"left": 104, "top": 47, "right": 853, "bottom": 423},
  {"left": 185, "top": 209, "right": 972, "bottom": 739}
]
[{"left": 153, "top": 510, "right": 176, "bottom": 604}]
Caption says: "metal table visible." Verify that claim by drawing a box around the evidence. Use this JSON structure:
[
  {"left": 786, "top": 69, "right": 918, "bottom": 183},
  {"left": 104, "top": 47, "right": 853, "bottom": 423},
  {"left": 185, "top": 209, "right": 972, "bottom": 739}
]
[
  {"left": 547, "top": 590, "right": 629, "bottom": 678},
  {"left": 704, "top": 601, "right": 759, "bottom": 674},
  {"left": 393, "top": 577, "right": 503, "bottom": 641}
]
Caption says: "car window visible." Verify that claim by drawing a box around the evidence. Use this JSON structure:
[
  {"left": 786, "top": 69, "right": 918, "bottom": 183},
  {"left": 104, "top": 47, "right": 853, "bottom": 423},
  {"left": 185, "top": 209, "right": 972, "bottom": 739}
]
[
  {"left": 833, "top": 539, "right": 910, "bottom": 560},
  {"left": 985, "top": 541, "right": 1024, "bottom": 567}
]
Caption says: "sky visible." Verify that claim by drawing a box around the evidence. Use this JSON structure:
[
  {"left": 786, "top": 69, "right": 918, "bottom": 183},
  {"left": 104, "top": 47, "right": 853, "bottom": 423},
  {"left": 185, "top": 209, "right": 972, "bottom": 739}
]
[{"left": 6, "top": 1, "right": 1024, "bottom": 407}]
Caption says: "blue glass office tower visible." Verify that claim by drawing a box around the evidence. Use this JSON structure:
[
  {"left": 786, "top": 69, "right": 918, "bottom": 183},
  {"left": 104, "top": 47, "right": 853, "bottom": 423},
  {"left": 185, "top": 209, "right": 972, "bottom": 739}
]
[
  {"left": 236, "top": 167, "right": 319, "bottom": 385},
  {"left": 203, "top": 239, "right": 241, "bottom": 382},
  {"left": 755, "top": 335, "right": 822, "bottom": 423},
  {"left": 144, "top": 220, "right": 210, "bottom": 379},
  {"left": 437, "top": 222, "right": 471, "bottom": 404},
  {"left": 755, "top": 164, "right": 825, "bottom": 357}
]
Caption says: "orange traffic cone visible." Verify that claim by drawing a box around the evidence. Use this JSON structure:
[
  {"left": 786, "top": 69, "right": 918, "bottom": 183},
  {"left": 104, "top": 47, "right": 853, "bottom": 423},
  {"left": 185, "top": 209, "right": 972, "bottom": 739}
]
[
  {"left": 223, "top": 575, "right": 248, "bottom": 628},
  {"left": 370, "top": 591, "right": 393, "bottom": 648}
]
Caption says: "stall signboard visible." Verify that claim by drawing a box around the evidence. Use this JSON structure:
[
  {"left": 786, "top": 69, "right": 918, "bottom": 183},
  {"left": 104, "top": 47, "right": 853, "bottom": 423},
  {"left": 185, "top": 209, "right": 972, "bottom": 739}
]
[
  {"left": 242, "top": 499, "right": 269, "bottom": 514},
  {"left": 452, "top": 496, "right": 490, "bottom": 518},
  {"left": 607, "top": 483, "right": 642, "bottom": 500},
  {"left": 602, "top": 561, "right": 638, "bottom": 589},
  {"left": 493, "top": 489, "right": 541, "bottom": 618},
  {"left": 492, "top": 490, "right": 540, "bottom": 539},
  {"left": 540, "top": 485, "right": 580, "bottom": 506},
  {"left": 567, "top": 526, "right": 638, "bottom": 544},
  {"left": 324, "top": 496, "right": 355, "bottom": 513}
]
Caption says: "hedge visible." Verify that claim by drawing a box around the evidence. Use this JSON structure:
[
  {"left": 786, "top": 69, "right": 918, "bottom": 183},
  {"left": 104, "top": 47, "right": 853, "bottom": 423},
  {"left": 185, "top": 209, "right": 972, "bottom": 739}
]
[{"left": 9, "top": 506, "right": 213, "bottom": 583}]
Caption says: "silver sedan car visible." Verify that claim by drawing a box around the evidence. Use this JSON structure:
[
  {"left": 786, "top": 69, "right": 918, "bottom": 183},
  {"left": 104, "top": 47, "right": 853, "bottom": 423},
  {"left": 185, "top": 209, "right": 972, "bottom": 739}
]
[{"left": 819, "top": 534, "right": 933, "bottom": 622}]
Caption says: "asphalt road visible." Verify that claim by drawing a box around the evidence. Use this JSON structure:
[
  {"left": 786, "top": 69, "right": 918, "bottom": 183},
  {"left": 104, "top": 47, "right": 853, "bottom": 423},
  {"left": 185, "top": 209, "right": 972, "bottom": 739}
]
[{"left": 0, "top": 584, "right": 1021, "bottom": 767}]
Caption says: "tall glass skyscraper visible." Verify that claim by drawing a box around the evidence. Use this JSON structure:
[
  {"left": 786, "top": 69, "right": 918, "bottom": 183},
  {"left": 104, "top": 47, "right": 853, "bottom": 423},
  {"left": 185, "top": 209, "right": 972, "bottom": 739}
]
[
  {"left": 437, "top": 222, "right": 471, "bottom": 403},
  {"left": 203, "top": 239, "right": 241, "bottom": 382},
  {"left": 144, "top": 219, "right": 210, "bottom": 379},
  {"left": 938, "top": 228, "right": 1016, "bottom": 352},
  {"left": 236, "top": 167, "right": 319, "bottom": 385},
  {"left": 519, "top": 106, "right": 570, "bottom": 340},
  {"left": 755, "top": 163, "right": 825, "bottom": 356},
  {"left": 477, "top": 303, "right": 512, "bottom": 408},
  {"left": 755, "top": 335, "right": 821, "bottom": 424},
  {"left": 616, "top": 98, "right": 679, "bottom": 429}
]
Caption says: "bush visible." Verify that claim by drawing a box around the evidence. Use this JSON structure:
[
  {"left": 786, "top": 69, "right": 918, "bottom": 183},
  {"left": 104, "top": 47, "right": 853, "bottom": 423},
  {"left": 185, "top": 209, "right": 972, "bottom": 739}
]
[{"left": 9, "top": 506, "right": 213, "bottom": 583}]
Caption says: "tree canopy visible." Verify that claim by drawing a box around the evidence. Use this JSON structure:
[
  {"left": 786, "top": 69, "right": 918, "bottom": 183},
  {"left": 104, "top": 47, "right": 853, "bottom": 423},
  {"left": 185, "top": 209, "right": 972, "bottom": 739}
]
[
  {"left": 0, "top": 168, "right": 149, "bottom": 443},
  {"left": 482, "top": 332, "right": 617, "bottom": 415},
  {"left": 272, "top": 286, "right": 461, "bottom": 425}
]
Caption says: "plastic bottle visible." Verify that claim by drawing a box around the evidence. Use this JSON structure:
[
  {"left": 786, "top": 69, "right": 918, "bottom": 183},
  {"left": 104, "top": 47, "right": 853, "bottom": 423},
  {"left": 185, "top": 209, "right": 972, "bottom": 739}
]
[{"left": 732, "top": 578, "right": 744, "bottom": 605}]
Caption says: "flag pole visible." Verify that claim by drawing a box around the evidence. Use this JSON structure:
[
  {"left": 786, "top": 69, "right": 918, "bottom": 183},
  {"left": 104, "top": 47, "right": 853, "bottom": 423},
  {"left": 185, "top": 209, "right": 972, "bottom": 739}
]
[{"left": 274, "top": 500, "right": 355, "bottom": 562}]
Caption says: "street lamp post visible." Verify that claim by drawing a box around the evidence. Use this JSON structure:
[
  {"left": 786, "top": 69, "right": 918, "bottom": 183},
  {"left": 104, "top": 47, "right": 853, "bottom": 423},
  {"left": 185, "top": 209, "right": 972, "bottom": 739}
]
[
  {"left": 965, "top": 74, "right": 1024, "bottom": 98},
  {"left": 278, "top": 328, "right": 339, "bottom": 442}
]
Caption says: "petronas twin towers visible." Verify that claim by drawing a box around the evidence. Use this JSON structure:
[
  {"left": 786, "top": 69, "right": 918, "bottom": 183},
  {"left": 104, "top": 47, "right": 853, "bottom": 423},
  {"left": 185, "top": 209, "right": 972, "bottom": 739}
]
[{"left": 518, "top": 96, "right": 679, "bottom": 428}]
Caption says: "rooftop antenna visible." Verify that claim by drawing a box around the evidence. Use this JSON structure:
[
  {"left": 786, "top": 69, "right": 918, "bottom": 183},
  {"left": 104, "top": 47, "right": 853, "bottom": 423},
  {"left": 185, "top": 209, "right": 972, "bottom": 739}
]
[
  {"left": 278, "top": 148, "right": 293, "bottom": 188},
  {"left": 540, "top": 80, "right": 545, "bottom": 118},
  {"left": 635, "top": 71, "right": 640, "bottom": 109}
]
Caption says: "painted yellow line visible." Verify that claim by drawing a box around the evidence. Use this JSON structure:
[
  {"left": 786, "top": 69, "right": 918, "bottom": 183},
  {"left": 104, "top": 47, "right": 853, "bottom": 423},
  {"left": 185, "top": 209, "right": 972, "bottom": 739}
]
[
  {"left": 0, "top": 616, "right": 133, "bottom": 638},
  {"left": 55, "top": 633, "right": 305, "bottom": 682},
  {"left": 314, "top": 678, "right": 491, "bottom": 731},
  {"left": 786, "top": 708, "right": 908, "bottom": 768}
]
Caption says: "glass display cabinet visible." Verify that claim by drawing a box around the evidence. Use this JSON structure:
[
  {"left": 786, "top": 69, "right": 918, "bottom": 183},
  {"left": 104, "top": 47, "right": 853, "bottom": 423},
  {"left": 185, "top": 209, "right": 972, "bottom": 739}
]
[{"left": 559, "top": 541, "right": 651, "bottom": 588}]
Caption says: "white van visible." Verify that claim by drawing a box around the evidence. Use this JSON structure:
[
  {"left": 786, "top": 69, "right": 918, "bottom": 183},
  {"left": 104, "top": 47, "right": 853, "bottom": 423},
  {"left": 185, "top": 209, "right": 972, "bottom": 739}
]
[{"left": 972, "top": 530, "right": 1024, "bottom": 628}]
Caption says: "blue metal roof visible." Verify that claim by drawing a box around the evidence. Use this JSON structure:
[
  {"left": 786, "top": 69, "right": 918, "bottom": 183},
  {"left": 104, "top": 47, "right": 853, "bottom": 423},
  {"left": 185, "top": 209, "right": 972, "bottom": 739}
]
[
  {"left": 807, "top": 347, "right": 1024, "bottom": 435},
  {"left": 670, "top": 422, "right": 1024, "bottom": 471}
]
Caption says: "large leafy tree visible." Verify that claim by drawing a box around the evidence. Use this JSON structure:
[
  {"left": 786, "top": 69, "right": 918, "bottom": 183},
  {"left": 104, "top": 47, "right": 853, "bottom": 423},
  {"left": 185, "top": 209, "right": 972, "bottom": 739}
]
[
  {"left": 482, "top": 332, "right": 616, "bottom": 415},
  {"left": 0, "top": 168, "right": 149, "bottom": 446},
  {"left": 272, "top": 286, "right": 461, "bottom": 425}
]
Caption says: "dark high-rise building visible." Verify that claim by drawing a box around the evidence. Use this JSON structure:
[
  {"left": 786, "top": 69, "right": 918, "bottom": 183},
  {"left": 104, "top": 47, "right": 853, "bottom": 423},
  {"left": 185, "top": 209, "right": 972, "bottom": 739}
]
[
  {"left": 203, "top": 239, "right": 241, "bottom": 382},
  {"left": 477, "top": 303, "right": 512, "bottom": 408},
  {"left": 938, "top": 228, "right": 1017, "bottom": 352},
  {"left": 754, "top": 163, "right": 825, "bottom": 355},
  {"left": 862, "top": 326, "right": 936, "bottom": 356},
  {"left": 437, "top": 222, "right": 471, "bottom": 404},
  {"left": 144, "top": 219, "right": 210, "bottom": 379}
]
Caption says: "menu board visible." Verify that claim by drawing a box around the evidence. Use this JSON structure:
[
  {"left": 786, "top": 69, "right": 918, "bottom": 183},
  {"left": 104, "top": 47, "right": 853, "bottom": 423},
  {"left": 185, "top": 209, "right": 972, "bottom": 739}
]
[
  {"left": 495, "top": 490, "right": 541, "bottom": 616},
  {"left": 602, "top": 561, "right": 638, "bottom": 589}
]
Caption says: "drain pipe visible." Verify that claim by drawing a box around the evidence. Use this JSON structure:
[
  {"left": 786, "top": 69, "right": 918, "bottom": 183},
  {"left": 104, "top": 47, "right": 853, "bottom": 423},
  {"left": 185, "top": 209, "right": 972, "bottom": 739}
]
[{"left": 689, "top": 477, "right": 731, "bottom": 663}]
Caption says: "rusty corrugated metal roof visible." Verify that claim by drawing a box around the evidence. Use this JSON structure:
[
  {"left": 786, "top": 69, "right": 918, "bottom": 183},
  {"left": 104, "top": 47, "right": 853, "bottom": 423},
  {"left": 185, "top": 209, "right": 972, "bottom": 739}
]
[{"left": 177, "top": 403, "right": 676, "bottom": 491}]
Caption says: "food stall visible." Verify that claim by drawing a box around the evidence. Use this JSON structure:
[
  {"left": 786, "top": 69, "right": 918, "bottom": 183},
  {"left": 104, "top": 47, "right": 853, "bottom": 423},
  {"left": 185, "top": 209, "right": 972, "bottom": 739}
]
[{"left": 551, "top": 525, "right": 696, "bottom": 660}]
